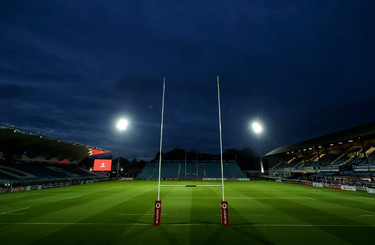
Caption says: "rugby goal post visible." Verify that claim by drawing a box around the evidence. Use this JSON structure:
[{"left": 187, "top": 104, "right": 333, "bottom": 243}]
[{"left": 154, "top": 76, "right": 228, "bottom": 226}]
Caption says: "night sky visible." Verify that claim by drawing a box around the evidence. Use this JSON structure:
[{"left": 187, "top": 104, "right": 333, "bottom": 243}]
[{"left": 1, "top": 1, "right": 374, "bottom": 160}]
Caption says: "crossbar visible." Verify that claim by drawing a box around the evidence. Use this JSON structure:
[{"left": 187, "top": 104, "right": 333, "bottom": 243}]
[{"left": 160, "top": 185, "right": 222, "bottom": 187}]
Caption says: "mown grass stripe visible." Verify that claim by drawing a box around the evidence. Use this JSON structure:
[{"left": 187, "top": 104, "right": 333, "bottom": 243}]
[{"left": 0, "top": 222, "right": 374, "bottom": 227}]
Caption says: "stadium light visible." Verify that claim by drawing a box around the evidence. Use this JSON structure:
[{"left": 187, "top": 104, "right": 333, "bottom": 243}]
[
  {"left": 251, "top": 121, "right": 264, "bottom": 174},
  {"left": 116, "top": 118, "right": 129, "bottom": 177},
  {"left": 117, "top": 119, "right": 128, "bottom": 131},
  {"left": 252, "top": 122, "right": 263, "bottom": 134}
]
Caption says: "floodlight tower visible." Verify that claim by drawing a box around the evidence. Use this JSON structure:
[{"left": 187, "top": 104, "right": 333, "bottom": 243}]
[
  {"left": 252, "top": 121, "right": 264, "bottom": 173},
  {"left": 116, "top": 118, "right": 128, "bottom": 177}
]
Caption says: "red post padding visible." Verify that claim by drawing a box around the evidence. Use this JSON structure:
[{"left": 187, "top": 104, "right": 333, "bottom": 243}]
[
  {"left": 154, "top": 200, "right": 162, "bottom": 226},
  {"left": 221, "top": 200, "right": 229, "bottom": 226}
]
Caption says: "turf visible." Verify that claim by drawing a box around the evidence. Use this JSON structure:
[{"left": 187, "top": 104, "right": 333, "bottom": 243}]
[{"left": 0, "top": 180, "right": 374, "bottom": 245}]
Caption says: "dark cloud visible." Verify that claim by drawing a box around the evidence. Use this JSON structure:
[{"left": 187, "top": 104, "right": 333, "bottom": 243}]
[
  {"left": 114, "top": 76, "right": 162, "bottom": 100},
  {"left": 0, "top": 0, "right": 374, "bottom": 159},
  {"left": 0, "top": 84, "right": 25, "bottom": 98}
]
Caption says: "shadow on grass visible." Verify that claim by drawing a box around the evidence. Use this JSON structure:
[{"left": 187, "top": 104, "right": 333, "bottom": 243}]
[
  {"left": 187, "top": 187, "right": 275, "bottom": 245},
  {"left": 27, "top": 187, "right": 158, "bottom": 244},
  {"left": 237, "top": 186, "right": 373, "bottom": 244}
]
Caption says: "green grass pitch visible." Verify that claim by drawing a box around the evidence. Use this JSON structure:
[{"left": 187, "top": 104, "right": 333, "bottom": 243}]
[{"left": 1, "top": 180, "right": 375, "bottom": 245}]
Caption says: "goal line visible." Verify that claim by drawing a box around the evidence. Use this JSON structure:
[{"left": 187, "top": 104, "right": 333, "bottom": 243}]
[{"left": 160, "top": 185, "right": 222, "bottom": 188}]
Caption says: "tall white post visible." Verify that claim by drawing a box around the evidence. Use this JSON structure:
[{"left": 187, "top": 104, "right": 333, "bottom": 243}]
[
  {"left": 217, "top": 76, "right": 225, "bottom": 201},
  {"left": 157, "top": 78, "right": 166, "bottom": 201},
  {"left": 184, "top": 153, "right": 187, "bottom": 179}
]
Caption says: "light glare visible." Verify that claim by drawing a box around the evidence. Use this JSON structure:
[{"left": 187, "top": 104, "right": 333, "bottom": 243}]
[
  {"left": 117, "top": 119, "right": 128, "bottom": 131},
  {"left": 252, "top": 122, "right": 263, "bottom": 134}
]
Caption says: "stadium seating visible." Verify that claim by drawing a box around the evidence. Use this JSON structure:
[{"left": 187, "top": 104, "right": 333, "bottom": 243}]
[
  {"left": 204, "top": 163, "right": 233, "bottom": 178},
  {"left": 367, "top": 150, "right": 375, "bottom": 164},
  {"left": 137, "top": 161, "right": 246, "bottom": 179},
  {"left": 180, "top": 162, "right": 205, "bottom": 179},
  {"left": 273, "top": 145, "right": 375, "bottom": 172},
  {"left": 228, "top": 162, "right": 245, "bottom": 177},
  {"left": 137, "top": 162, "right": 156, "bottom": 179},
  {"left": 0, "top": 162, "right": 105, "bottom": 186},
  {"left": 155, "top": 162, "right": 180, "bottom": 178}
]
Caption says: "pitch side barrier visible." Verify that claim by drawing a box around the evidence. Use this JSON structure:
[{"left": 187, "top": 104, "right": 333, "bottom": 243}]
[
  {"left": 266, "top": 177, "right": 375, "bottom": 194},
  {"left": 0, "top": 178, "right": 110, "bottom": 194}
]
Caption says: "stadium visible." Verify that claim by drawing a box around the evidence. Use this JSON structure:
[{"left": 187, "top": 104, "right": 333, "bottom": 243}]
[
  {"left": 1, "top": 122, "right": 375, "bottom": 245},
  {"left": 1, "top": 1, "right": 375, "bottom": 244}
]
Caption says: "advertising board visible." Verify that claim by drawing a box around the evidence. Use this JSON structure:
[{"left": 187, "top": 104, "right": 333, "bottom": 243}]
[
  {"left": 9, "top": 186, "right": 26, "bottom": 192},
  {"left": 329, "top": 184, "right": 341, "bottom": 189},
  {"left": 93, "top": 159, "right": 112, "bottom": 171},
  {"left": 313, "top": 182, "right": 323, "bottom": 188},
  {"left": 341, "top": 185, "right": 356, "bottom": 191}
]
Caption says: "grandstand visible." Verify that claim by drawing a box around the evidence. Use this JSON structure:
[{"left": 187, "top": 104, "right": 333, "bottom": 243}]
[
  {"left": 265, "top": 122, "right": 375, "bottom": 182},
  {"left": 0, "top": 162, "right": 105, "bottom": 187},
  {"left": 0, "top": 124, "right": 109, "bottom": 190},
  {"left": 137, "top": 160, "right": 246, "bottom": 180}
]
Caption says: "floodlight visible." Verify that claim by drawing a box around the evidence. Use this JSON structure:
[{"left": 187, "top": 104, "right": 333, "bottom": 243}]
[
  {"left": 252, "top": 122, "right": 263, "bottom": 134},
  {"left": 117, "top": 119, "right": 128, "bottom": 131}
]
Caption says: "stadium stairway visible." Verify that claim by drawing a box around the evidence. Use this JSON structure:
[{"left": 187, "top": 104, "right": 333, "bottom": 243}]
[
  {"left": 149, "top": 162, "right": 158, "bottom": 178},
  {"left": 228, "top": 162, "right": 244, "bottom": 178},
  {"left": 201, "top": 162, "right": 207, "bottom": 178},
  {"left": 136, "top": 162, "right": 155, "bottom": 179},
  {"left": 225, "top": 163, "right": 235, "bottom": 178}
]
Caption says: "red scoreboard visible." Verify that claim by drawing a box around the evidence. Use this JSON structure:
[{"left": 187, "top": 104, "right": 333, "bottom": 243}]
[{"left": 93, "top": 159, "right": 112, "bottom": 171}]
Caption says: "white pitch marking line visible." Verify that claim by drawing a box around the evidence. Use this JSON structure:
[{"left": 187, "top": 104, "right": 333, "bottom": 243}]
[
  {"left": 0, "top": 222, "right": 374, "bottom": 227},
  {"left": 133, "top": 197, "right": 325, "bottom": 200},
  {"left": 235, "top": 224, "right": 375, "bottom": 227},
  {"left": 361, "top": 215, "right": 375, "bottom": 217},
  {"left": 0, "top": 195, "right": 25, "bottom": 200},
  {"left": 3, "top": 213, "right": 25, "bottom": 215},
  {"left": 118, "top": 214, "right": 167, "bottom": 216},
  {"left": 216, "top": 214, "right": 266, "bottom": 217},
  {"left": 157, "top": 197, "right": 220, "bottom": 199},
  {"left": 303, "top": 196, "right": 318, "bottom": 200},
  {"left": 356, "top": 208, "right": 375, "bottom": 214},
  {"left": 0, "top": 207, "right": 30, "bottom": 215},
  {"left": 67, "top": 195, "right": 81, "bottom": 199},
  {"left": 233, "top": 214, "right": 266, "bottom": 217}
]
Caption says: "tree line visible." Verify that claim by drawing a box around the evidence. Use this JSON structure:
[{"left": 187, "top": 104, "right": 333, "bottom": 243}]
[
  {"left": 81, "top": 147, "right": 264, "bottom": 171},
  {"left": 153, "top": 147, "right": 262, "bottom": 170}
]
